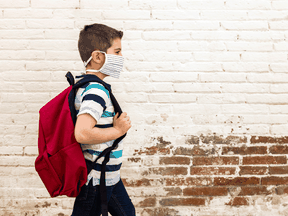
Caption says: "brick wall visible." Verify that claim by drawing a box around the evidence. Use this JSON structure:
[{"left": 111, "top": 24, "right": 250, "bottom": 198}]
[{"left": 1, "top": 0, "right": 288, "bottom": 215}]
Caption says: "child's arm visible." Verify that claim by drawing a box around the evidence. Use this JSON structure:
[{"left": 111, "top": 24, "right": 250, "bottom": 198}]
[{"left": 74, "top": 112, "right": 131, "bottom": 144}]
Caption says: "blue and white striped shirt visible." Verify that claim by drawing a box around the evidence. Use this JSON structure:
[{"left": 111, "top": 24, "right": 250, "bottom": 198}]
[{"left": 75, "top": 78, "right": 123, "bottom": 186}]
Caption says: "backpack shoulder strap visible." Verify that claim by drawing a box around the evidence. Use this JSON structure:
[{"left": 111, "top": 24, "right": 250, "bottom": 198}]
[
  {"left": 73, "top": 74, "right": 123, "bottom": 115},
  {"left": 66, "top": 73, "right": 106, "bottom": 125},
  {"left": 65, "top": 71, "right": 75, "bottom": 86}
]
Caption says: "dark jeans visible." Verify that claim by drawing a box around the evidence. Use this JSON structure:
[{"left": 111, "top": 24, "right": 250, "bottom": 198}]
[{"left": 71, "top": 179, "right": 135, "bottom": 216}]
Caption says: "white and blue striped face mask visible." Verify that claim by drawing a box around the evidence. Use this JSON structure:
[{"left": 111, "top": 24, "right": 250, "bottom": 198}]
[{"left": 83, "top": 51, "right": 124, "bottom": 79}]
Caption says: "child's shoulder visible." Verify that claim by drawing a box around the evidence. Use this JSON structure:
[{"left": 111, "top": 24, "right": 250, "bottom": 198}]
[{"left": 82, "top": 82, "right": 110, "bottom": 98}]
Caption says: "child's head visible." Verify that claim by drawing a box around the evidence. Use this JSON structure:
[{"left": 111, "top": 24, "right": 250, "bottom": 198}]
[{"left": 78, "top": 23, "right": 123, "bottom": 67}]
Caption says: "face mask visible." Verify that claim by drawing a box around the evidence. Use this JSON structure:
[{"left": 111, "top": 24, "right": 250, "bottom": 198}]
[{"left": 83, "top": 51, "right": 124, "bottom": 79}]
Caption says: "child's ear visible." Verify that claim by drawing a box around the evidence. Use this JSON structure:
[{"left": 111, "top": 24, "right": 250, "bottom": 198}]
[{"left": 91, "top": 51, "right": 103, "bottom": 64}]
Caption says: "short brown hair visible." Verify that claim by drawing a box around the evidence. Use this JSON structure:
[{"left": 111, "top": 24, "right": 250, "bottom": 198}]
[{"left": 78, "top": 23, "right": 123, "bottom": 64}]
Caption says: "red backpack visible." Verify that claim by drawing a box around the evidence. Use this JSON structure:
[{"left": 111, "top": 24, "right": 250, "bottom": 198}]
[
  {"left": 35, "top": 72, "right": 87, "bottom": 197},
  {"left": 35, "top": 72, "right": 125, "bottom": 216}
]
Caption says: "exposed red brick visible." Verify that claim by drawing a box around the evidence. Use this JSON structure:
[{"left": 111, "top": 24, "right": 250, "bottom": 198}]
[
  {"left": 238, "top": 186, "right": 272, "bottom": 196},
  {"left": 183, "top": 187, "right": 228, "bottom": 196},
  {"left": 173, "top": 146, "right": 216, "bottom": 156},
  {"left": 122, "top": 178, "right": 162, "bottom": 187},
  {"left": 159, "top": 198, "right": 205, "bottom": 206},
  {"left": 251, "top": 136, "right": 288, "bottom": 144},
  {"left": 127, "top": 157, "right": 141, "bottom": 163},
  {"left": 269, "top": 166, "right": 288, "bottom": 174},
  {"left": 165, "top": 177, "right": 212, "bottom": 186},
  {"left": 141, "top": 207, "right": 179, "bottom": 216},
  {"left": 157, "top": 137, "right": 171, "bottom": 147},
  {"left": 165, "top": 178, "right": 186, "bottom": 186},
  {"left": 158, "top": 148, "right": 170, "bottom": 155},
  {"left": 186, "top": 135, "right": 200, "bottom": 144},
  {"left": 173, "top": 147, "right": 194, "bottom": 156},
  {"left": 192, "top": 146, "right": 217, "bottom": 156},
  {"left": 164, "top": 187, "right": 182, "bottom": 196},
  {"left": 190, "top": 167, "right": 236, "bottom": 175},
  {"left": 214, "top": 177, "right": 260, "bottom": 186},
  {"left": 243, "top": 156, "right": 287, "bottom": 165},
  {"left": 261, "top": 177, "right": 288, "bottom": 185},
  {"left": 193, "top": 156, "right": 239, "bottom": 166},
  {"left": 239, "top": 166, "right": 268, "bottom": 175},
  {"left": 270, "top": 145, "right": 288, "bottom": 154},
  {"left": 201, "top": 134, "right": 247, "bottom": 144},
  {"left": 143, "top": 167, "right": 187, "bottom": 176},
  {"left": 135, "top": 146, "right": 157, "bottom": 155},
  {"left": 222, "top": 146, "right": 267, "bottom": 155},
  {"left": 137, "top": 198, "right": 157, "bottom": 207},
  {"left": 134, "top": 146, "right": 170, "bottom": 156},
  {"left": 226, "top": 197, "right": 249, "bottom": 206},
  {"left": 159, "top": 157, "right": 190, "bottom": 165},
  {"left": 276, "top": 186, "right": 288, "bottom": 195}
]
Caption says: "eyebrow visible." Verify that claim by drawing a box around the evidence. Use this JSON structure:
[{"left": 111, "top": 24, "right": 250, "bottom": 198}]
[{"left": 114, "top": 48, "right": 121, "bottom": 51}]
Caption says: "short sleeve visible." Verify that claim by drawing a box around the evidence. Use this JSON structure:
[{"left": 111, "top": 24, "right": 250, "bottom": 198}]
[{"left": 77, "top": 83, "right": 110, "bottom": 123}]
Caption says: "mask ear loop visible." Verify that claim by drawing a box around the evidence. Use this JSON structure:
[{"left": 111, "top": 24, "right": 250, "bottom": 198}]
[
  {"left": 81, "top": 56, "right": 93, "bottom": 74},
  {"left": 84, "top": 56, "right": 93, "bottom": 67},
  {"left": 85, "top": 51, "right": 107, "bottom": 73}
]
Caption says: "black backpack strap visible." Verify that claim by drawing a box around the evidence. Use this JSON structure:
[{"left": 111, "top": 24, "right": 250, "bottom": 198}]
[
  {"left": 66, "top": 72, "right": 126, "bottom": 216},
  {"left": 65, "top": 71, "right": 75, "bottom": 86}
]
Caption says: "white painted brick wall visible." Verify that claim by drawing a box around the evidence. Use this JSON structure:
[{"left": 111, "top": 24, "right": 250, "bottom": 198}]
[{"left": 1, "top": 0, "right": 288, "bottom": 215}]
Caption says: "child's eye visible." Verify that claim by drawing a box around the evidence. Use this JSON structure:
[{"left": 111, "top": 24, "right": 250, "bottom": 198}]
[{"left": 116, "top": 51, "right": 120, "bottom": 54}]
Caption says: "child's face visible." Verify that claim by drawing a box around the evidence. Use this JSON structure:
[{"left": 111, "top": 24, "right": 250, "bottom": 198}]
[
  {"left": 107, "top": 38, "right": 122, "bottom": 56},
  {"left": 90, "top": 38, "right": 122, "bottom": 71}
]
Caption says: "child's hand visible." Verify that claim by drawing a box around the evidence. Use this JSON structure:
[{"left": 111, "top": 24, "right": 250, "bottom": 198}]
[{"left": 113, "top": 112, "right": 131, "bottom": 136}]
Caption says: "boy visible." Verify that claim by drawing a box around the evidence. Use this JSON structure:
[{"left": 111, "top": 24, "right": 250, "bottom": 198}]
[{"left": 71, "top": 24, "right": 135, "bottom": 216}]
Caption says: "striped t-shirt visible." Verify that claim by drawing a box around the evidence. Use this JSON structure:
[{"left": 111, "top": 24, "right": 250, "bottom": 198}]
[{"left": 74, "top": 77, "right": 123, "bottom": 186}]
